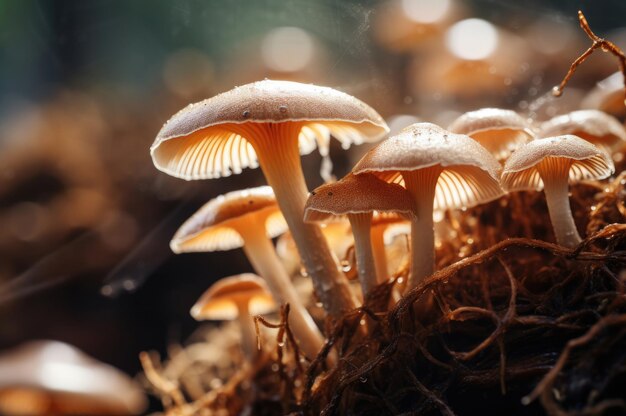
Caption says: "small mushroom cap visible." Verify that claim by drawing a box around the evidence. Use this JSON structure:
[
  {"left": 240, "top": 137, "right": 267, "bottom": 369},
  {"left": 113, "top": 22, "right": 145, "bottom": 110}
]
[
  {"left": 304, "top": 173, "right": 415, "bottom": 222},
  {"left": 448, "top": 108, "right": 534, "bottom": 159},
  {"left": 191, "top": 274, "right": 276, "bottom": 321},
  {"left": 538, "top": 110, "right": 626, "bottom": 152},
  {"left": 0, "top": 340, "right": 147, "bottom": 415},
  {"left": 151, "top": 79, "right": 389, "bottom": 180},
  {"left": 502, "top": 135, "right": 615, "bottom": 191},
  {"left": 353, "top": 123, "right": 503, "bottom": 210},
  {"left": 170, "top": 186, "right": 287, "bottom": 253}
]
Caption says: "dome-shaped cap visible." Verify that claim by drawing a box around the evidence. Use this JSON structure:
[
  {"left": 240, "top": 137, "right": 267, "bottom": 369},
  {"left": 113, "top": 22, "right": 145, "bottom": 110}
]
[
  {"left": 191, "top": 274, "right": 276, "bottom": 321},
  {"left": 304, "top": 173, "right": 415, "bottom": 222},
  {"left": 171, "top": 186, "right": 287, "bottom": 253},
  {"left": 502, "top": 135, "right": 615, "bottom": 191},
  {"left": 0, "top": 340, "right": 147, "bottom": 415},
  {"left": 538, "top": 110, "right": 626, "bottom": 152},
  {"left": 151, "top": 79, "right": 389, "bottom": 180},
  {"left": 448, "top": 108, "right": 534, "bottom": 159},
  {"left": 353, "top": 123, "right": 504, "bottom": 210}
]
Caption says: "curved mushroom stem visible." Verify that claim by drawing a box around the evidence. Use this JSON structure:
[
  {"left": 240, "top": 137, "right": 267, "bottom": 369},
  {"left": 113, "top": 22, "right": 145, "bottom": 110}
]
[
  {"left": 370, "top": 225, "right": 389, "bottom": 284},
  {"left": 232, "top": 122, "right": 358, "bottom": 319},
  {"left": 237, "top": 222, "right": 327, "bottom": 361},
  {"left": 236, "top": 301, "right": 258, "bottom": 361},
  {"left": 537, "top": 158, "right": 582, "bottom": 248},
  {"left": 348, "top": 213, "right": 378, "bottom": 299},
  {"left": 402, "top": 167, "right": 442, "bottom": 291}
]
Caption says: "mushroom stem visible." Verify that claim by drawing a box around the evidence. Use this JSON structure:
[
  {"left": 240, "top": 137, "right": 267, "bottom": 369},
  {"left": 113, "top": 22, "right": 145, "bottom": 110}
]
[
  {"left": 234, "top": 122, "right": 358, "bottom": 319},
  {"left": 348, "top": 213, "right": 378, "bottom": 298},
  {"left": 237, "top": 221, "right": 326, "bottom": 360},
  {"left": 370, "top": 225, "right": 388, "bottom": 284},
  {"left": 537, "top": 158, "right": 582, "bottom": 248},
  {"left": 236, "top": 301, "right": 258, "bottom": 361},
  {"left": 402, "top": 167, "right": 442, "bottom": 291}
]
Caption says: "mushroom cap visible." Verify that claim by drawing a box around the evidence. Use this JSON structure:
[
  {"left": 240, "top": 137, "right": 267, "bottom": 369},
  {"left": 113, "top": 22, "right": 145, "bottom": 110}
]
[
  {"left": 303, "top": 173, "right": 415, "bottom": 222},
  {"left": 502, "top": 135, "right": 615, "bottom": 191},
  {"left": 0, "top": 340, "right": 147, "bottom": 415},
  {"left": 170, "top": 186, "right": 287, "bottom": 253},
  {"left": 151, "top": 79, "right": 389, "bottom": 180},
  {"left": 447, "top": 108, "right": 534, "bottom": 159},
  {"left": 538, "top": 110, "right": 626, "bottom": 152},
  {"left": 352, "top": 123, "right": 504, "bottom": 210},
  {"left": 191, "top": 274, "right": 276, "bottom": 321}
]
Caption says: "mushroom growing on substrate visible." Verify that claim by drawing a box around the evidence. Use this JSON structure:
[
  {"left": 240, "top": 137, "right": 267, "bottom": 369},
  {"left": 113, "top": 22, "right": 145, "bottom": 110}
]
[
  {"left": 0, "top": 340, "right": 147, "bottom": 415},
  {"left": 304, "top": 173, "right": 415, "bottom": 300},
  {"left": 353, "top": 123, "right": 503, "bottom": 290},
  {"left": 501, "top": 135, "right": 614, "bottom": 248},
  {"left": 448, "top": 108, "right": 535, "bottom": 161},
  {"left": 151, "top": 79, "right": 388, "bottom": 319},
  {"left": 170, "top": 186, "right": 325, "bottom": 360},
  {"left": 539, "top": 110, "right": 626, "bottom": 154},
  {"left": 191, "top": 274, "right": 276, "bottom": 361}
]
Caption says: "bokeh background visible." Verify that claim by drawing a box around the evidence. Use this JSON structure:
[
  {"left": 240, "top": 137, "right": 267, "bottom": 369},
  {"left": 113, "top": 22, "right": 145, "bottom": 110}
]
[{"left": 1, "top": 0, "right": 625, "bottom": 411}]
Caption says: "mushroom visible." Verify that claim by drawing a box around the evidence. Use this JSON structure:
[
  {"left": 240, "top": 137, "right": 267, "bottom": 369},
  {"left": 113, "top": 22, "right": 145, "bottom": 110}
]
[
  {"left": 539, "top": 110, "right": 626, "bottom": 154},
  {"left": 448, "top": 108, "right": 535, "bottom": 161},
  {"left": 501, "top": 135, "right": 614, "bottom": 248},
  {"left": 353, "top": 123, "right": 503, "bottom": 290},
  {"left": 191, "top": 274, "right": 276, "bottom": 360},
  {"left": 171, "top": 186, "right": 325, "bottom": 360},
  {"left": 304, "top": 173, "right": 415, "bottom": 299},
  {"left": 0, "top": 340, "right": 146, "bottom": 415},
  {"left": 369, "top": 213, "right": 411, "bottom": 284},
  {"left": 151, "top": 79, "right": 388, "bottom": 319}
]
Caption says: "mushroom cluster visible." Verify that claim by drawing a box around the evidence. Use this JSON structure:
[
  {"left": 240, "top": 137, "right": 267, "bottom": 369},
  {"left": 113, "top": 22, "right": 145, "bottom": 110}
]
[{"left": 150, "top": 79, "right": 623, "bottom": 384}]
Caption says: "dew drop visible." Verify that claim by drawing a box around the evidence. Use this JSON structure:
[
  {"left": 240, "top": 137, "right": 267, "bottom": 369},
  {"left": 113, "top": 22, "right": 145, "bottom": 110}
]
[
  {"left": 242, "top": 110, "right": 251, "bottom": 118},
  {"left": 551, "top": 86, "right": 562, "bottom": 97},
  {"left": 359, "top": 376, "right": 367, "bottom": 383},
  {"left": 279, "top": 105, "right": 288, "bottom": 113}
]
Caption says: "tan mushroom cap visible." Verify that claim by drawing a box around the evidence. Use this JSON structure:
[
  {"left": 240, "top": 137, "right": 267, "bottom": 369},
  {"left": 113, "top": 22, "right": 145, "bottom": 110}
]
[
  {"left": 448, "top": 108, "right": 534, "bottom": 159},
  {"left": 502, "top": 135, "right": 614, "bottom": 191},
  {"left": 581, "top": 72, "right": 626, "bottom": 118},
  {"left": 0, "top": 341, "right": 147, "bottom": 415},
  {"left": 538, "top": 110, "right": 626, "bottom": 152},
  {"left": 151, "top": 79, "right": 388, "bottom": 180},
  {"left": 303, "top": 173, "right": 415, "bottom": 222},
  {"left": 170, "top": 186, "right": 287, "bottom": 253},
  {"left": 353, "top": 123, "right": 503, "bottom": 210},
  {"left": 191, "top": 274, "right": 276, "bottom": 320}
]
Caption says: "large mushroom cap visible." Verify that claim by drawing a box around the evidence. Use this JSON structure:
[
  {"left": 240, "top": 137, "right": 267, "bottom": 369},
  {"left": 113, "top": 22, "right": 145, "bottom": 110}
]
[
  {"left": 502, "top": 135, "right": 615, "bottom": 191},
  {"left": 448, "top": 108, "right": 534, "bottom": 159},
  {"left": 304, "top": 173, "right": 415, "bottom": 222},
  {"left": 170, "top": 186, "right": 287, "bottom": 253},
  {"left": 191, "top": 273, "right": 276, "bottom": 320},
  {"left": 151, "top": 79, "right": 388, "bottom": 180},
  {"left": 538, "top": 110, "right": 626, "bottom": 152},
  {"left": 0, "top": 340, "right": 147, "bottom": 415},
  {"left": 353, "top": 123, "right": 503, "bottom": 210}
]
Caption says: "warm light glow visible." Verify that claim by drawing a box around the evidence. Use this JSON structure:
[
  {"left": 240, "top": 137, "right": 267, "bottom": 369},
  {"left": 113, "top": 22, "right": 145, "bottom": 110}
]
[
  {"left": 261, "top": 27, "right": 314, "bottom": 72},
  {"left": 401, "top": 0, "right": 451, "bottom": 24},
  {"left": 445, "top": 18, "right": 498, "bottom": 60}
]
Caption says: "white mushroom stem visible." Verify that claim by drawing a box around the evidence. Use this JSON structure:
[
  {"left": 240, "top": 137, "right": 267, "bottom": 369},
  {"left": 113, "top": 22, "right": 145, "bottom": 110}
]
[
  {"left": 235, "top": 301, "right": 258, "bottom": 361},
  {"left": 536, "top": 158, "right": 582, "bottom": 248},
  {"left": 370, "top": 225, "right": 388, "bottom": 284},
  {"left": 347, "top": 213, "right": 378, "bottom": 299},
  {"left": 237, "top": 221, "right": 326, "bottom": 360},
  {"left": 402, "top": 167, "right": 442, "bottom": 291},
  {"left": 232, "top": 122, "right": 358, "bottom": 319}
]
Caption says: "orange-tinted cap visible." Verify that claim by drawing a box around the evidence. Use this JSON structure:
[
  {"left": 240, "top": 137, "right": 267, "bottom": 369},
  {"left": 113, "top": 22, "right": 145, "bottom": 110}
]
[
  {"left": 191, "top": 274, "right": 276, "bottom": 320},
  {"left": 170, "top": 186, "right": 286, "bottom": 252}
]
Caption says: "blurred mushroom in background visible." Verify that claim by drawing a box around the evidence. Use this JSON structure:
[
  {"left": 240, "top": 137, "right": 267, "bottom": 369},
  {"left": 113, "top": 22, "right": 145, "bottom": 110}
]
[{"left": 0, "top": 340, "right": 147, "bottom": 415}]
